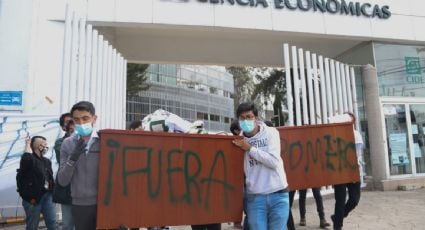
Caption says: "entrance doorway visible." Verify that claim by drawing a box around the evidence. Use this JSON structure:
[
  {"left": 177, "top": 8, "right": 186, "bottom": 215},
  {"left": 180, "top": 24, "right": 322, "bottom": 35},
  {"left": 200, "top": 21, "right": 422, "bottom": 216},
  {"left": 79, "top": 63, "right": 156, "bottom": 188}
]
[{"left": 383, "top": 100, "right": 425, "bottom": 177}]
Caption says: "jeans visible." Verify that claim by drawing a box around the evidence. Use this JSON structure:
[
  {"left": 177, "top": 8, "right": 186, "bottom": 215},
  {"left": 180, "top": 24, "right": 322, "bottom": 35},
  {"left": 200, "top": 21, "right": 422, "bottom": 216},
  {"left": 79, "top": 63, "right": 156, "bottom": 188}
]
[
  {"left": 246, "top": 191, "right": 289, "bottom": 230},
  {"left": 333, "top": 182, "right": 361, "bottom": 229},
  {"left": 22, "top": 192, "right": 57, "bottom": 230},
  {"left": 61, "top": 204, "right": 75, "bottom": 230},
  {"left": 299, "top": 188, "right": 325, "bottom": 219}
]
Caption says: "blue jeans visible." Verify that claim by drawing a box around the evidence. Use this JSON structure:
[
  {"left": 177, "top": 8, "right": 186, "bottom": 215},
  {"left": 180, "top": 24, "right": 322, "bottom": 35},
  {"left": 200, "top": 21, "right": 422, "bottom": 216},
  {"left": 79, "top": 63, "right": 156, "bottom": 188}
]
[
  {"left": 246, "top": 191, "right": 289, "bottom": 230},
  {"left": 22, "top": 192, "right": 57, "bottom": 230},
  {"left": 61, "top": 204, "right": 74, "bottom": 230}
]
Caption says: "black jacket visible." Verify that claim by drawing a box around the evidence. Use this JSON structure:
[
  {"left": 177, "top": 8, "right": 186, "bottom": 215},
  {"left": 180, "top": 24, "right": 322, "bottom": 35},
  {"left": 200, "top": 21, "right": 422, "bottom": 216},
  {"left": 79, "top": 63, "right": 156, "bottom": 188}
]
[{"left": 17, "top": 152, "right": 54, "bottom": 203}]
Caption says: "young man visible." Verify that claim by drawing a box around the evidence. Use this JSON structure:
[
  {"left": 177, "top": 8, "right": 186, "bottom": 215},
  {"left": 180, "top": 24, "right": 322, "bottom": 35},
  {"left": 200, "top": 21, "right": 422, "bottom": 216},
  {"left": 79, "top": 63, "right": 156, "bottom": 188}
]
[
  {"left": 297, "top": 188, "right": 330, "bottom": 228},
  {"left": 331, "top": 112, "right": 362, "bottom": 230},
  {"left": 53, "top": 113, "right": 75, "bottom": 230},
  {"left": 129, "top": 120, "right": 143, "bottom": 131},
  {"left": 232, "top": 102, "right": 289, "bottom": 230},
  {"left": 58, "top": 101, "right": 100, "bottom": 230},
  {"left": 18, "top": 136, "right": 56, "bottom": 230}
]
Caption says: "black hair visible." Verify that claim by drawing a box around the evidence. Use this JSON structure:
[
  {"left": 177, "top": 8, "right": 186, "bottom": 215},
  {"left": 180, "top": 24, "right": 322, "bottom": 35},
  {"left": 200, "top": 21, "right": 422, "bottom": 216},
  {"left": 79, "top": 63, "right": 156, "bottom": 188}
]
[
  {"left": 236, "top": 102, "right": 258, "bottom": 118},
  {"left": 345, "top": 112, "right": 356, "bottom": 124},
  {"left": 71, "top": 101, "right": 96, "bottom": 116},
  {"left": 230, "top": 119, "right": 240, "bottom": 135},
  {"left": 30, "top": 136, "right": 46, "bottom": 151},
  {"left": 59, "top": 113, "right": 71, "bottom": 127},
  {"left": 264, "top": 120, "right": 274, "bottom": 127},
  {"left": 129, "top": 120, "right": 142, "bottom": 130}
]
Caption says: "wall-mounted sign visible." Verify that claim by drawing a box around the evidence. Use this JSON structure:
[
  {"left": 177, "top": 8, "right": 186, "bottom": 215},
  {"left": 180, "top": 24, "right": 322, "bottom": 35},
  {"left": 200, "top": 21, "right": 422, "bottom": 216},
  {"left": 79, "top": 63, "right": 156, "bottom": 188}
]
[
  {"left": 405, "top": 57, "right": 424, "bottom": 84},
  {"left": 197, "top": 0, "right": 391, "bottom": 19},
  {"left": 405, "top": 57, "right": 422, "bottom": 75},
  {"left": 0, "top": 91, "right": 23, "bottom": 111}
]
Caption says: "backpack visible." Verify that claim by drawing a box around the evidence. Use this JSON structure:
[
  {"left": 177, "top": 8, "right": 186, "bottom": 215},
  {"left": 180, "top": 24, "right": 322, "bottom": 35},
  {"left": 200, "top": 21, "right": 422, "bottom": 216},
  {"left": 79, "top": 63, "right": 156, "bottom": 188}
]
[
  {"left": 16, "top": 155, "right": 38, "bottom": 203},
  {"left": 16, "top": 168, "right": 27, "bottom": 198}
]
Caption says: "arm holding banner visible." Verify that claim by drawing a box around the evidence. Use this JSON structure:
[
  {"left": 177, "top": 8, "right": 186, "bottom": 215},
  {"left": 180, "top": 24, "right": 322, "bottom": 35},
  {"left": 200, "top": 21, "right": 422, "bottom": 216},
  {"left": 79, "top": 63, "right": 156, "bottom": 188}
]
[
  {"left": 248, "top": 127, "right": 282, "bottom": 169},
  {"left": 58, "top": 137, "right": 79, "bottom": 186}
]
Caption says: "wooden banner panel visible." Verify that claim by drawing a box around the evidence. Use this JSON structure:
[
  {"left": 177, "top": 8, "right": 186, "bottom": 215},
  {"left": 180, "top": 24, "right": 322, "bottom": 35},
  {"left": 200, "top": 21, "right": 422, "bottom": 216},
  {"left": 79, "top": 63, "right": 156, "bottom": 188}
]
[
  {"left": 278, "top": 122, "right": 360, "bottom": 190},
  {"left": 96, "top": 122, "right": 359, "bottom": 228},
  {"left": 97, "top": 130, "right": 245, "bottom": 229}
]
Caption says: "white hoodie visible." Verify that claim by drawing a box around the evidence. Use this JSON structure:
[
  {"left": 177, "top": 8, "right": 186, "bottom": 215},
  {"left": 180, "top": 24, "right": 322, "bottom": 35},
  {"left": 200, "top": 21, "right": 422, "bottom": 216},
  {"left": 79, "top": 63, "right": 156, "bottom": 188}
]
[{"left": 243, "top": 122, "right": 288, "bottom": 194}]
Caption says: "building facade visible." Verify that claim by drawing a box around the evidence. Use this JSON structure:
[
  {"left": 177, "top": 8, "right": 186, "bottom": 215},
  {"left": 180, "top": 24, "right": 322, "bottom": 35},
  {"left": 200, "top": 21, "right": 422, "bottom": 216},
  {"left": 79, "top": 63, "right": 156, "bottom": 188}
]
[
  {"left": 1, "top": 0, "right": 425, "bottom": 204},
  {"left": 126, "top": 64, "right": 234, "bottom": 132}
]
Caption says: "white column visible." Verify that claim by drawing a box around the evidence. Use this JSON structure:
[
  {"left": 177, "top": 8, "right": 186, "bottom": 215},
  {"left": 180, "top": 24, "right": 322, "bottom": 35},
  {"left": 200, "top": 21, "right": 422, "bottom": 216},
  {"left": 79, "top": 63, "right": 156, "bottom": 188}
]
[
  {"left": 84, "top": 24, "right": 92, "bottom": 100},
  {"left": 324, "top": 58, "right": 333, "bottom": 120},
  {"left": 117, "top": 56, "right": 123, "bottom": 129},
  {"left": 100, "top": 41, "right": 109, "bottom": 129},
  {"left": 319, "top": 56, "right": 327, "bottom": 124},
  {"left": 95, "top": 35, "right": 104, "bottom": 114},
  {"left": 298, "top": 48, "right": 308, "bottom": 125},
  {"left": 306, "top": 51, "right": 315, "bottom": 125},
  {"left": 76, "top": 18, "right": 86, "bottom": 101},
  {"left": 345, "top": 65, "right": 354, "bottom": 113},
  {"left": 284, "top": 44, "right": 293, "bottom": 126},
  {"left": 89, "top": 30, "right": 98, "bottom": 104},
  {"left": 106, "top": 45, "right": 113, "bottom": 128},
  {"left": 69, "top": 12, "right": 79, "bottom": 107},
  {"left": 292, "top": 46, "right": 301, "bottom": 126},
  {"left": 312, "top": 54, "right": 321, "bottom": 124},
  {"left": 335, "top": 61, "right": 343, "bottom": 115},
  {"left": 123, "top": 60, "right": 128, "bottom": 129},
  {"left": 60, "top": 5, "right": 72, "bottom": 113},
  {"left": 109, "top": 48, "right": 117, "bottom": 129},
  {"left": 330, "top": 60, "right": 338, "bottom": 116},
  {"left": 340, "top": 63, "right": 348, "bottom": 113},
  {"left": 350, "top": 67, "right": 360, "bottom": 131}
]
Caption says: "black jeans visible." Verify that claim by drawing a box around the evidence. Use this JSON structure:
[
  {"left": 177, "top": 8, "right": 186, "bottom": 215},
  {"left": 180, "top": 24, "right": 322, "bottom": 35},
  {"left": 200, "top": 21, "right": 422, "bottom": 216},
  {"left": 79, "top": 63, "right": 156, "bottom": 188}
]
[
  {"left": 287, "top": 191, "right": 296, "bottom": 230},
  {"left": 299, "top": 188, "right": 325, "bottom": 219},
  {"left": 333, "top": 182, "right": 361, "bottom": 229}
]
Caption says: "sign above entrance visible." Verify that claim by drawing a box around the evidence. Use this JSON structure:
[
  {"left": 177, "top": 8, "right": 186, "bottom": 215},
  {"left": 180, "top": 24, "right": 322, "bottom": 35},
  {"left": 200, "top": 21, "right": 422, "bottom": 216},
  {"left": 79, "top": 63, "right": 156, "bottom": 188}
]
[{"left": 197, "top": 0, "right": 391, "bottom": 19}]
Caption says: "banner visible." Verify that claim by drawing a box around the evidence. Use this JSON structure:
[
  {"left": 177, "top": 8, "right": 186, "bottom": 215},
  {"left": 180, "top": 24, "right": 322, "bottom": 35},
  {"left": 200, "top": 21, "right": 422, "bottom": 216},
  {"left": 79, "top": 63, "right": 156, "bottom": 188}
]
[
  {"left": 97, "top": 131, "right": 245, "bottom": 228},
  {"left": 278, "top": 122, "right": 359, "bottom": 190},
  {"left": 97, "top": 122, "right": 359, "bottom": 228}
]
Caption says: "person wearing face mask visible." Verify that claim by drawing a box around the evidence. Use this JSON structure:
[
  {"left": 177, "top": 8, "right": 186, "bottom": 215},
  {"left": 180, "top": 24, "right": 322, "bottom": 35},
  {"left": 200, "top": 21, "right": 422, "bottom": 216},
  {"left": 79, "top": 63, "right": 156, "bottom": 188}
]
[
  {"left": 17, "top": 135, "right": 56, "bottom": 230},
  {"left": 232, "top": 102, "right": 289, "bottom": 230},
  {"left": 58, "top": 101, "right": 100, "bottom": 230},
  {"left": 53, "top": 113, "right": 75, "bottom": 230}
]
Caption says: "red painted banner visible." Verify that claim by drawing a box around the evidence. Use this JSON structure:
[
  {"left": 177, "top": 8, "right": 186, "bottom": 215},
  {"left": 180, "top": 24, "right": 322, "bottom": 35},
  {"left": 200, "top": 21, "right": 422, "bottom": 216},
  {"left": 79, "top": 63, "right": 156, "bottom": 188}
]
[
  {"left": 97, "top": 130, "right": 245, "bottom": 229},
  {"left": 96, "top": 122, "right": 359, "bottom": 228},
  {"left": 278, "top": 122, "right": 360, "bottom": 190}
]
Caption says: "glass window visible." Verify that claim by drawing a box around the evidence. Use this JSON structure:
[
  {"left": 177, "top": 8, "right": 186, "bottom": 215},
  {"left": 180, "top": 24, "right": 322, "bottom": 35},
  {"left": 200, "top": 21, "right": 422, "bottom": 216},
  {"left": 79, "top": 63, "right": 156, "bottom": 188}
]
[
  {"left": 374, "top": 43, "right": 425, "bottom": 97},
  {"left": 410, "top": 104, "right": 425, "bottom": 174},
  {"left": 384, "top": 104, "right": 412, "bottom": 175}
]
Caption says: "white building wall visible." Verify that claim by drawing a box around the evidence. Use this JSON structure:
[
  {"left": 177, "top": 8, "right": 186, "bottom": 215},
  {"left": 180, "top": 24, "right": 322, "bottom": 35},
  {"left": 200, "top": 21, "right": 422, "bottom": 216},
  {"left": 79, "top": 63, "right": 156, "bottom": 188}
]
[
  {"left": 79, "top": 0, "right": 425, "bottom": 43},
  {"left": 0, "top": 0, "right": 34, "bottom": 111}
]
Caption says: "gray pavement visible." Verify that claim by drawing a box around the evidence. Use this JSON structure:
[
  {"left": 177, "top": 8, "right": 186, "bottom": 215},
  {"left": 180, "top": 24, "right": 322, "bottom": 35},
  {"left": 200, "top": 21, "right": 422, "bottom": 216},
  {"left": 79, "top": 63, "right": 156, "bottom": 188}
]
[{"left": 2, "top": 188, "right": 424, "bottom": 229}]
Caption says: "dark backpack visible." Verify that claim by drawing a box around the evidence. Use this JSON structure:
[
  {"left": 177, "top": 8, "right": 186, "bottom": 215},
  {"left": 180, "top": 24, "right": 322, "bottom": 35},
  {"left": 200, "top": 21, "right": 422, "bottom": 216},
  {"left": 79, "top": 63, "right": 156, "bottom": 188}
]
[
  {"left": 16, "top": 156, "right": 39, "bottom": 203},
  {"left": 16, "top": 168, "right": 31, "bottom": 200}
]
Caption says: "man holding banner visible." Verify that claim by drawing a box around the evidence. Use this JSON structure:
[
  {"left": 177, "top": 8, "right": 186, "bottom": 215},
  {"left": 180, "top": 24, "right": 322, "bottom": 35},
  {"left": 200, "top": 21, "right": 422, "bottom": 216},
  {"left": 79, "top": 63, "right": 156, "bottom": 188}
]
[
  {"left": 232, "top": 102, "right": 289, "bottom": 230},
  {"left": 331, "top": 113, "right": 363, "bottom": 230}
]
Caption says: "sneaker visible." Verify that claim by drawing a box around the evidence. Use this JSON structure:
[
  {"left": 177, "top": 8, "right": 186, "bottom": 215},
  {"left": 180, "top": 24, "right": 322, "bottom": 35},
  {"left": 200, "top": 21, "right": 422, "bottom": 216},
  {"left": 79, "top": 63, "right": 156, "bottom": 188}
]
[
  {"left": 320, "top": 218, "right": 330, "bottom": 228},
  {"left": 299, "top": 217, "right": 306, "bottom": 226}
]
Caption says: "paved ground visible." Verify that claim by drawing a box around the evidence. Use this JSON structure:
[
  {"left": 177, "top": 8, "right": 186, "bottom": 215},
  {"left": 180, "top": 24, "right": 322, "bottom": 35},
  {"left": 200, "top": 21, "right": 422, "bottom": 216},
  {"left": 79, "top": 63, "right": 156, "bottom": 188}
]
[{"left": 2, "top": 188, "right": 424, "bottom": 229}]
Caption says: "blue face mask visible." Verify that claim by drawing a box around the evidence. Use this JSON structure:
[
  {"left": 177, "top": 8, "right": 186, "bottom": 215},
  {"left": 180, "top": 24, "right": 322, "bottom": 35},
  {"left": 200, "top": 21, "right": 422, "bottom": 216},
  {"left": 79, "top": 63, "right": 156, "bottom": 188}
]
[
  {"left": 75, "top": 122, "right": 93, "bottom": 136},
  {"left": 239, "top": 120, "right": 255, "bottom": 133}
]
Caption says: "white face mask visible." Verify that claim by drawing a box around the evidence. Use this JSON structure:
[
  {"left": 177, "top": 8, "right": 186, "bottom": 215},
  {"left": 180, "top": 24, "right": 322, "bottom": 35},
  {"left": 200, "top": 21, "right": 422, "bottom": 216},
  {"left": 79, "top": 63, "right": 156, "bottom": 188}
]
[{"left": 75, "top": 122, "right": 94, "bottom": 136}]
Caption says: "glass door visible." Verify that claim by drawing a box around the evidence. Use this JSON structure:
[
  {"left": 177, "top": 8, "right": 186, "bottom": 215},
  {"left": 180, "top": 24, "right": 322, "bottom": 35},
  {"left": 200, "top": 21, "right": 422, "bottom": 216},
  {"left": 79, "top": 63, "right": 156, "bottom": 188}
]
[
  {"left": 383, "top": 104, "right": 412, "bottom": 175},
  {"left": 409, "top": 104, "right": 425, "bottom": 174}
]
